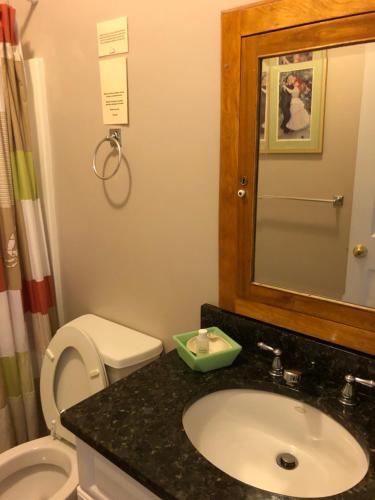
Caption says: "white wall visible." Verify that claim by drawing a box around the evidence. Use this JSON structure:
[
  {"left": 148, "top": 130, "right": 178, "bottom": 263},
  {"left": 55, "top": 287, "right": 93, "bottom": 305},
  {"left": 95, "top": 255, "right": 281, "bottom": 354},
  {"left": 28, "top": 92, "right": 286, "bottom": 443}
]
[{"left": 14, "top": 0, "right": 250, "bottom": 350}]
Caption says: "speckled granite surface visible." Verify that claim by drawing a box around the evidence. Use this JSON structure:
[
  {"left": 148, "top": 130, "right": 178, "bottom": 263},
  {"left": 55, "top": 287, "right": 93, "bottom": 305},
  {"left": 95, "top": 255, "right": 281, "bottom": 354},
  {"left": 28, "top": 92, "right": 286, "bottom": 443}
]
[{"left": 62, "top": 305, "right": 375, "bottom": 500}]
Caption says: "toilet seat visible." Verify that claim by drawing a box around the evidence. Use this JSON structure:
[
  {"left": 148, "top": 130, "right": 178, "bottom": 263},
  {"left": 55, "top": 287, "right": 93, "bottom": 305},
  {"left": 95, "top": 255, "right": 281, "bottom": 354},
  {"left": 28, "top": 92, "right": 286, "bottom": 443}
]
[
  {"left": 41, "top": 324, "right": 108, "bottom": 444},
  {"left": 0, "top": 436, "right": 78, "bottom": 500},
  {"left": 0, "top": 313, "right": 162, "bottom": 499}
]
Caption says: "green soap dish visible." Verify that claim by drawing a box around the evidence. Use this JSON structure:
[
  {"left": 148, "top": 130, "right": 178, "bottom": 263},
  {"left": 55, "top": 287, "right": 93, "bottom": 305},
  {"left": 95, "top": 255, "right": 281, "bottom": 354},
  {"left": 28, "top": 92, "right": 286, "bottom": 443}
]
[{"left": 173, "top": 327, "right": 242, "bottom": 372}]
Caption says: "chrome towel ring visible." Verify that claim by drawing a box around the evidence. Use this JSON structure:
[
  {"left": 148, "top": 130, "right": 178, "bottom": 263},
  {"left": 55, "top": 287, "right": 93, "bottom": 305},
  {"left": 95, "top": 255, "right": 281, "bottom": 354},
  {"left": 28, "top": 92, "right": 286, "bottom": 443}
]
[{"left": 92, "top": 130, "right": 122, "bottom": 180}]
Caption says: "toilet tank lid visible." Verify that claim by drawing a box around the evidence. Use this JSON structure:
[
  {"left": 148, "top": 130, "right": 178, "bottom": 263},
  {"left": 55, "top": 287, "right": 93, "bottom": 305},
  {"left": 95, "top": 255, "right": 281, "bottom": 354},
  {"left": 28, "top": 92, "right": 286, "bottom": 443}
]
[{"left": 64, "top": 315, "right": 163, "bottom": 369}]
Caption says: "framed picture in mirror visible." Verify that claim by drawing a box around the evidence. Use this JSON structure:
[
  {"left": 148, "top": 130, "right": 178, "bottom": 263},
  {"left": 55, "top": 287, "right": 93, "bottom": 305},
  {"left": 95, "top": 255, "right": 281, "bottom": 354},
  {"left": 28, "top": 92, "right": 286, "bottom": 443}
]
[
  {"left": 261, "top": 50, "right": 327, "bottom": 153},
  {"left": 259, "top": 60, "right": 269, "bottom": 153}
]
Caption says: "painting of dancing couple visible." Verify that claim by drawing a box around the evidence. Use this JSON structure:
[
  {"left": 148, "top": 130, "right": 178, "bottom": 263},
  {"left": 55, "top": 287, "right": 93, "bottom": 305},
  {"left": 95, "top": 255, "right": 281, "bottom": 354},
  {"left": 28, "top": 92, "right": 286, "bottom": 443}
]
[
  {"left": 279, "top": 68, "right": 312, "bottom": 139},
  {"left": 259, "top": 49, "right": 327, "bottom": 153}
]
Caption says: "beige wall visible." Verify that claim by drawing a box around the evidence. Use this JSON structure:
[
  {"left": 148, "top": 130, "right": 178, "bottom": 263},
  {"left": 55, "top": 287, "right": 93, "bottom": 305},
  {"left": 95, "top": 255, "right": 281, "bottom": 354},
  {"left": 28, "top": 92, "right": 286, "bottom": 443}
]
[
  {"left": 14, "top": 0, "right": 248, "bottom": 351},
  {"left": 255, "top": 45, "right": 365, "bottom": 299}
]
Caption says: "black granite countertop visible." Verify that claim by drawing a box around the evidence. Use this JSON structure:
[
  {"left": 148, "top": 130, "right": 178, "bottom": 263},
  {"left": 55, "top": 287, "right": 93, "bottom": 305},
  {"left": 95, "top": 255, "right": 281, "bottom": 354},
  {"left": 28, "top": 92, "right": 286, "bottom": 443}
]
[{"left": 62, "top": 347, "right": 375, "bottom": 500}]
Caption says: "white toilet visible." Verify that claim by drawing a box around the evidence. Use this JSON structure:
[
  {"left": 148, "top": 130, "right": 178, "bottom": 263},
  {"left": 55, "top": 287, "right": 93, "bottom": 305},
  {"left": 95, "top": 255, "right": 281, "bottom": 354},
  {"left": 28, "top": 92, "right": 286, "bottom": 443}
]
[{"left": 0, "top": 314, "right": 163, "bottom": 500}]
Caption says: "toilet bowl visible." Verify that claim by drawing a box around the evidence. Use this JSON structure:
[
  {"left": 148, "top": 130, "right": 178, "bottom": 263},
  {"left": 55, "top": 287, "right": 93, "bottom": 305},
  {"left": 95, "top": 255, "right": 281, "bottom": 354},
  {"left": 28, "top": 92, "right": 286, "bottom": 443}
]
[
  {"left": 0, "top": 315, "right": 163, "bottom": 500},
  {"left": 0, "top": 436, "right": 78, "bottom": 500}
]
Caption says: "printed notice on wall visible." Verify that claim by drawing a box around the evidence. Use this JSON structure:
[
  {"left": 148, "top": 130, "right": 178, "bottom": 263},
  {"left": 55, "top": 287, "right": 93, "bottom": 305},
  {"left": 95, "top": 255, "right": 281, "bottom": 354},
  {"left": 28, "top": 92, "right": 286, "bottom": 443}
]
[
  {"left": 99, "top": 56, "right": 128, "bottom": 124},
  {"left": 97, "top": 17, "right": 128, "bottom": 57}
]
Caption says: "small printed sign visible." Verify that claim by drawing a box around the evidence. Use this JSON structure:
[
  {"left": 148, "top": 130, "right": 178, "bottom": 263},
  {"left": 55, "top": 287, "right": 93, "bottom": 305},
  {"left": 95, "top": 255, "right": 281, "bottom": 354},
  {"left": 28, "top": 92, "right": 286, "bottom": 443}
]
[
  {"left": 99, "top": 56, "right": 128, "bottom": 124},
  {"left": 97, "top": 17, "right": 128, "bottom": 57}
]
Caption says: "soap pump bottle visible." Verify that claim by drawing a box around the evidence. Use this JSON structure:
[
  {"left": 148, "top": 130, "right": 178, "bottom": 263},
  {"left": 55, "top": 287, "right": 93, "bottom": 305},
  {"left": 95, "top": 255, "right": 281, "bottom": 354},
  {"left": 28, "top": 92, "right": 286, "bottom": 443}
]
[{"left": 196, "top": 328, "right": 209, "bottom": 355}]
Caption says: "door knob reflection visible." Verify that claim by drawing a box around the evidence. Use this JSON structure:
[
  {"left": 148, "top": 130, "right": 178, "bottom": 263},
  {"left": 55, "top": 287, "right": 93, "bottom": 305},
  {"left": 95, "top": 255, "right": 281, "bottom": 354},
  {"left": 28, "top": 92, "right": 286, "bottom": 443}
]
[{"left": 352, "top": 244, "right": 368, "bottom": 258}]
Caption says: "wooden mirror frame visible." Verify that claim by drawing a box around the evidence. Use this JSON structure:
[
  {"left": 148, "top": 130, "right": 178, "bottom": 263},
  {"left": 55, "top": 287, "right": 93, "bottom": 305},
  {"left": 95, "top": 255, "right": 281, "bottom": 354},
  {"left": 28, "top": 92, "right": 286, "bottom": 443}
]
[{"left": 219, "top": 0, "right": 375, "bottom": 355}]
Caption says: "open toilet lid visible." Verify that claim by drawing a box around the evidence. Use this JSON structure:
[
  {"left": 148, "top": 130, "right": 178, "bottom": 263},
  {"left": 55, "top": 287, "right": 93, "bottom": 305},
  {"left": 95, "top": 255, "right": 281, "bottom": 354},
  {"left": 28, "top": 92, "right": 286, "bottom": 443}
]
[{"left": 40, "top": 325, "right": 108, "bottom": 444}]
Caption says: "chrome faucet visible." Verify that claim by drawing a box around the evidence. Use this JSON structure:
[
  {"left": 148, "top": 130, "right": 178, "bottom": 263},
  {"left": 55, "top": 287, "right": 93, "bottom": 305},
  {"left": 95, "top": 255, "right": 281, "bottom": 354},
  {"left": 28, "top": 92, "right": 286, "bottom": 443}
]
[
  {"left": 339, "top": 374, "right": 375, "bottom": 406},
  {"left": 283, "top": 368, "right": 302, "bottom": 387},
  {"left": 257, "top": 342, "right": 283, "bottom": 377}
]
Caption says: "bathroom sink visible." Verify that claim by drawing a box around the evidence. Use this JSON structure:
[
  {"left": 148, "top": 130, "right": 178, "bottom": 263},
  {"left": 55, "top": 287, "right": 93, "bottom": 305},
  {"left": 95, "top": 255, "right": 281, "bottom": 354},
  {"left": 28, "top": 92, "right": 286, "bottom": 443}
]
[{"left": 183, "top": 389, "right": 368, "bottom": 498}]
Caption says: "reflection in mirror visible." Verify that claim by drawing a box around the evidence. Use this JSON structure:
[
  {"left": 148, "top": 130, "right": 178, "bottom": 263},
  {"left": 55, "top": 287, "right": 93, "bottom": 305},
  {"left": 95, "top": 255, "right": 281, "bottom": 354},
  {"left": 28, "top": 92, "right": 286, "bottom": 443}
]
[{"left": 254, "top": 42, "right": 375, "bottom": 309}]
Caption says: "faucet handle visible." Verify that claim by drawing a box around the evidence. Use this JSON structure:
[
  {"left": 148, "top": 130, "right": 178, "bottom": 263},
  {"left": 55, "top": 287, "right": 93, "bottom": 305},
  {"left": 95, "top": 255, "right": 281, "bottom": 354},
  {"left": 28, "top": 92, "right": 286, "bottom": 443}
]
[
  {"left": 257, "top": 342, "right": 282, "bottom": 356},
  {"left": 257, "top": 342, "right": 283, "bottom": 377},
  {"left": 339, "top": 374, "right": 375, "bottom": 406},
  {"left": 351, "top": 375, "right": 375, "bottom": 388}
]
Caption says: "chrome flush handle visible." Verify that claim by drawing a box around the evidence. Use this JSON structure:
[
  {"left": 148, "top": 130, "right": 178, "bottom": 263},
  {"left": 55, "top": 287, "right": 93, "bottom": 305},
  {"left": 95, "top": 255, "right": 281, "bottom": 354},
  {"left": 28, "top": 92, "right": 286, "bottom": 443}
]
[
  {"left": 257, "top": 342, "right": 283, "bottom": 377},
  {"left": 339, "top": 374, "right": 375, "bottom": 406}
]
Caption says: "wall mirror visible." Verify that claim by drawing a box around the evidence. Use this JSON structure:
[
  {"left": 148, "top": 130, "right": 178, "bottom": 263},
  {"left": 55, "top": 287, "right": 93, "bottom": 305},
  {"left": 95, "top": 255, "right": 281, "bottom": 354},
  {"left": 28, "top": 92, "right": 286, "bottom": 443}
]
[
  {"left": 219, "top": 0, "right": 375, "bottom": 354},
  {"left": 255, "top": 42, "right": 375, "bottom": 308}
]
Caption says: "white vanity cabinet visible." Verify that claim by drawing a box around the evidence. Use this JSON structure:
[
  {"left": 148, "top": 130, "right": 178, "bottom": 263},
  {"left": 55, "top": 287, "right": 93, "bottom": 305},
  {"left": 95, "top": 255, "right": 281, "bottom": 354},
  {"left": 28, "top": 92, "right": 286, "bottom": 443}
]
[{"left": 76, "top": 439, "right": 161, "bottom": 500}]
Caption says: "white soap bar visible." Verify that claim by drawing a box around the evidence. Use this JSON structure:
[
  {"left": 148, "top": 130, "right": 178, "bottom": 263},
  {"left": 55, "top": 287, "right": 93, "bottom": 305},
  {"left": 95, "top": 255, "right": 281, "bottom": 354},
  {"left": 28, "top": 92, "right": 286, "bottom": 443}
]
[{"left": 187, "top": 336, "right": 232, "bottom": 355}]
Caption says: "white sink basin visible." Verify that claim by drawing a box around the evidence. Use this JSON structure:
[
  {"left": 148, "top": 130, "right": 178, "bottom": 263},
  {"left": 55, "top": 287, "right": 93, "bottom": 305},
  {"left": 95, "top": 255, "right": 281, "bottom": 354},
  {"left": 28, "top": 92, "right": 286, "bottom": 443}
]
[{"left": 183, "top": 389, "right": 368, "bottom": 498}]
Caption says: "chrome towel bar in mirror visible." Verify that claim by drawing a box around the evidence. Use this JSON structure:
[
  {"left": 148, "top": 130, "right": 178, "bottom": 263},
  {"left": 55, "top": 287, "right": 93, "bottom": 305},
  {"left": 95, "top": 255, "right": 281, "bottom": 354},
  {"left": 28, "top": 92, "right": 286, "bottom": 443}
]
[{"left": 257, "top": 194, "right": 344, "bottom": 207}]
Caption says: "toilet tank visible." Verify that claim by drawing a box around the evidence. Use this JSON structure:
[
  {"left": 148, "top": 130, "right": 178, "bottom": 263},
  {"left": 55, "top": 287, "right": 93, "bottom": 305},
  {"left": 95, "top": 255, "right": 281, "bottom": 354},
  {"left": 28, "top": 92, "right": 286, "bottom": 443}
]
[{"left": 66, "top": 315, "right": 163, "bottom": 383}]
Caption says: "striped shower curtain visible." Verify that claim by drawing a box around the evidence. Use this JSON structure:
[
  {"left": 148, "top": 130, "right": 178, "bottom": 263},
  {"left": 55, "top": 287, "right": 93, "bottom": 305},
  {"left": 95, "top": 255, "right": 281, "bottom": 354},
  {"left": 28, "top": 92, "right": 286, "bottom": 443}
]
[{"left": 0, "top": 4, "right": 56, "bottom": 452}]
